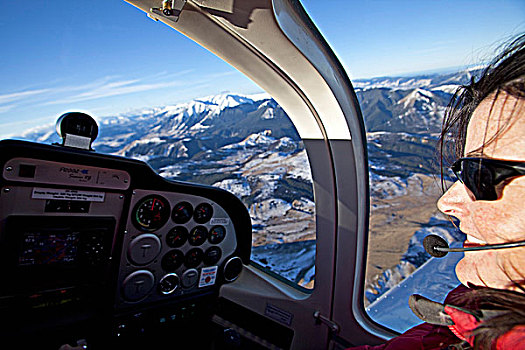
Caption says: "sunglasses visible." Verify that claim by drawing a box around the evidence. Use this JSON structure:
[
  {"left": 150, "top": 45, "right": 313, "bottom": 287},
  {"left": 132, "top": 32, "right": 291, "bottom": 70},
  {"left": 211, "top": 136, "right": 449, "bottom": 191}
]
[{"left": 450, "top": 157, "right": 525, "bottom": 200}]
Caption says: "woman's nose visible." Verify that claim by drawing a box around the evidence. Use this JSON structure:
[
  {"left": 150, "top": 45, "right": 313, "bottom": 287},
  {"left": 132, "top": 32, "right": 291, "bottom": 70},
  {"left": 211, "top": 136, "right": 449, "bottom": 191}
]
[{"left": 437, "top": 181, "right": 474, "bottom": 217}]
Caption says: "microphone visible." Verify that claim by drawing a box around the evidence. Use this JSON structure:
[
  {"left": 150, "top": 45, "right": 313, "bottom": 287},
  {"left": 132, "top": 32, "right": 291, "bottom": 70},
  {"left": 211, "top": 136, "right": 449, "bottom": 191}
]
[{"left": 423, "top": 234, "right": 525, "bottom": 258}]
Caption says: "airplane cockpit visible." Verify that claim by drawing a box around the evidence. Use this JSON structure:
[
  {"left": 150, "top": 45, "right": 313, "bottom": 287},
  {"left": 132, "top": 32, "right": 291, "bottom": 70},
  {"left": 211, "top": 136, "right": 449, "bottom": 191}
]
[
  {"left": 2, "top": 0, "right": 521, "bottom": 349},
  {"left": 0, "top": 111, "right": 251, "bottom": 348}
]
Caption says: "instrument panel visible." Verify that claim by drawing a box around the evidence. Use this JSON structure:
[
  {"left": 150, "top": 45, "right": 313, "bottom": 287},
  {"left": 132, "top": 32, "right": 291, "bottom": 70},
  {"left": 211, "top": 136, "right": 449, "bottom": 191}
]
[
  {"left": 116, "top": 189, "right": 239, "bottom": 308},
  {"left": 0, "top": 138, "right": 252, "bottom": 347}
]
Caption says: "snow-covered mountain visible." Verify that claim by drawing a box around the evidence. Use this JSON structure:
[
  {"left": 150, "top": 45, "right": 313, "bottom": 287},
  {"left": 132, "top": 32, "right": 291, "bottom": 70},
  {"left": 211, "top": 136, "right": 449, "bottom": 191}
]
[
  {"left": 353, "top": 67, "right": 482, "bottom": 92},
  {"left": 17, "top": 68, "right": 473, "bottom": 314}
]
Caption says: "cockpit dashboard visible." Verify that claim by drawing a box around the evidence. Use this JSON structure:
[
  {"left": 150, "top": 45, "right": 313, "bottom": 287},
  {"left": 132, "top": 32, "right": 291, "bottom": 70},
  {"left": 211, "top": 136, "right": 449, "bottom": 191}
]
[{"left": 0, "top": 115, "right": 252, "bottom": 348}]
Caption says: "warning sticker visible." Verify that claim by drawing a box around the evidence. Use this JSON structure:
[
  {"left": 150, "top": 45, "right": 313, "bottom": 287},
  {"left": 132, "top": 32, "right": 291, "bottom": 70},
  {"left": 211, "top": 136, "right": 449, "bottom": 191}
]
[
  {"left": 265, "top": 303, "right": 294, "bottom": 326},
  {"left": 32, "top": 188, "right": 105, "bottom": 202},
  {"left": 198, "top": 266, "right": 218, "bottom": 288}
]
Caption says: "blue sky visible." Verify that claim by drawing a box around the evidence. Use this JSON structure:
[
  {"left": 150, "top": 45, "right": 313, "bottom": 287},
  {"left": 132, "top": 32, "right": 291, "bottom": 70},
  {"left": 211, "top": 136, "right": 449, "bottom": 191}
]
[{"left": 0, "top": 0, "right": 523, "bottom": 138}]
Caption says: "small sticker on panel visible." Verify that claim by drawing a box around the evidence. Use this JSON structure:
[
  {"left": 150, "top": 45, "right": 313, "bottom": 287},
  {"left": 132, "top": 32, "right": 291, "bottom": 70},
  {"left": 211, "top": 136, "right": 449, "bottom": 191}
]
[
  {"left": 198, "top": 266, "right": 218, "bottom": 288},
  {"left": 265, "top": 303, "right": 294, "bottom": 326},
  {"left": 32, "top": 188, "right": 105, "bottom": 202},
  {"left": 210, "top": 218, "right": 230, "bottom": 225}
]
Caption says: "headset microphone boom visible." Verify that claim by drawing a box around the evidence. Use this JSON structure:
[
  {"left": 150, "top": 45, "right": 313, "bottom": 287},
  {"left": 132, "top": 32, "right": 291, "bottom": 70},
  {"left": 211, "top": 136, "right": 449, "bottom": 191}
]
[{"left": 423, "top": 234, "right": 525, "bottom": 258}]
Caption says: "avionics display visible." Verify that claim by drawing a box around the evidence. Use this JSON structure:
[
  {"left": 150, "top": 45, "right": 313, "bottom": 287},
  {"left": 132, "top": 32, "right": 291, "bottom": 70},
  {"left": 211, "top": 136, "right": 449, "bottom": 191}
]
[
  {"left": 2, "top": 216, "right": 115, "bottom": 272},
  {"left": 19, "top": 230, "right": 80, "bottom": 266}
]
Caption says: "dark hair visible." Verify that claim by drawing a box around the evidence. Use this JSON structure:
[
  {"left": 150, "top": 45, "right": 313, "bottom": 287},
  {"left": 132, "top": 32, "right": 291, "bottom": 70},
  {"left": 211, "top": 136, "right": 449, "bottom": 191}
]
[
  {"left": 440, "top": 33, "right": 525, "bottom": 169},
  {"left": 439, "top": 33, "right": 525, "bottom": 350}
]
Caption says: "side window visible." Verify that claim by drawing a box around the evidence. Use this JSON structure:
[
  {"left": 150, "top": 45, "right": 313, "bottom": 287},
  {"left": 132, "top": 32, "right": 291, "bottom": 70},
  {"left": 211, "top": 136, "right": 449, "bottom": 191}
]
[
  {"left": 295, "top": 0, "right": 525, "bottom": 334},
  {"left": 361, "top": 76, "right": 466, "bottom": 332},
  {"left": 19, "top": 94, "right": 317, "bottom": 290}
]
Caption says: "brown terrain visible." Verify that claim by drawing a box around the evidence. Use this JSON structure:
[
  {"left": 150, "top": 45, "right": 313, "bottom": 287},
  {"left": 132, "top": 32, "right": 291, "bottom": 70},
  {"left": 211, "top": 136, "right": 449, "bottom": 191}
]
[{"left": 365, "top": 174, "right": 450, "bottom": 292}]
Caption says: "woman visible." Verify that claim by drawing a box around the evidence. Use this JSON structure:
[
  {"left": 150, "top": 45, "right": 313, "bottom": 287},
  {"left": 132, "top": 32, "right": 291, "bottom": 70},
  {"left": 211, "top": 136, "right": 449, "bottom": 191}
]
[{"left": 351, "top": 34, "right": 525, "bottom": 349}]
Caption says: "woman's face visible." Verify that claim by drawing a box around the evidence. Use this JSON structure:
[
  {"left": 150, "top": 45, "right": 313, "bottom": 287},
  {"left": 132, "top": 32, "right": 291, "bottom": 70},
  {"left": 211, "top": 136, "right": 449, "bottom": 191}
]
[{"left": 437, "top": 91, "right": 525, "bottom": 292}]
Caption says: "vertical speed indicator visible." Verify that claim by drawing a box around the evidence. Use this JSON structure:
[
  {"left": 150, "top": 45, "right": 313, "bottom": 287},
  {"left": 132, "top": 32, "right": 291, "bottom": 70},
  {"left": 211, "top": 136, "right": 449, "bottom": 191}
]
[{"left": 132, "top": 195, "right": 171, "bottom": 232}]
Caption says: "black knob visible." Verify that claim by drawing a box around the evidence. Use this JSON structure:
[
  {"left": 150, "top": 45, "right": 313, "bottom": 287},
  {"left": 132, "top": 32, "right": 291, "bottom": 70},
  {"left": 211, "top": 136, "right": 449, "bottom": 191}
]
[{"left": 223, "top": 257, "right": 243, "bottom": 282}]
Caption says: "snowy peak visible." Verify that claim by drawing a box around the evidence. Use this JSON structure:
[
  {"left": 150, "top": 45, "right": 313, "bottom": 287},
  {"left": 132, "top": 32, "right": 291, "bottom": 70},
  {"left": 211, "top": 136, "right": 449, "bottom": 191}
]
[
  {"left": 398, "top": 88, "right": 435, "bottom": 109},
  {"left": 226, "top": 131, "right": 275, "bottom": 148},
  {"left": 355, "top": 77, "right": 433, "bottom": 91},
  {"left": 354, "top": 67, "right": 483, "bottom": 92},
  {"left": 196, "top": 93, "right": 250, "bottom": 109},
  {"left": 191, "top": 93, "right": 270, "bottom": 115}
]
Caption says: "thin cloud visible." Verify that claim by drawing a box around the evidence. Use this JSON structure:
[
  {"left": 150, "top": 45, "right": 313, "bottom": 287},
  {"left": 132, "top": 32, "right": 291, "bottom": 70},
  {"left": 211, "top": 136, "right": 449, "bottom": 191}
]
[
  {"left": 0, "top": 105, "right": 15, "bottom": 114},
  {"left": 0, "top": 116, "right": 54, "bottom": 128},
  {"left": 0, "top": 89, "right": 51, "bottom": 113},
  {"left": 208, "top": 71, "right": 238, "bottom": 79},
  {"left": 0, "top": 69, "right": 240, "bottom": 116},
  {"left": 44, "top": 79, "right": 185, "bottom": 105},
  {"left": 0, "top": 89, "right": 50, "bottom": 104}
]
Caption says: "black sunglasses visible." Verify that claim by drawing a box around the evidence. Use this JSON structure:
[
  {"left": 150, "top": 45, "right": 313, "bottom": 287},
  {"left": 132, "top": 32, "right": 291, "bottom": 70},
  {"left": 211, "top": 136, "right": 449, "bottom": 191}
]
[{"left": 450, "top": 157, "right": 525, "bottom": 200}]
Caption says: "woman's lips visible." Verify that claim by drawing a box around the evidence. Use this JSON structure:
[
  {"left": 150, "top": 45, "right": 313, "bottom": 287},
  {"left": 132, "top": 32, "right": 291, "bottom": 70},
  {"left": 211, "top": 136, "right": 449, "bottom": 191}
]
[
  {"left": 464, "top": 235, "right": 486, "bottom": 248},
  {"left": 463, "top": 241, "right": 483, "bottom": 248}
]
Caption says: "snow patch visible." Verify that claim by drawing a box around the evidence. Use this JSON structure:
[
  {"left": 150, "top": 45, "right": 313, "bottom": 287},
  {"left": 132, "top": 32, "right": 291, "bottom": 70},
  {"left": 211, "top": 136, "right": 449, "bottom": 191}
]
[
  {"left": 286, "top": 150, "right": 312, "bottom": 181},
  {"left": 212, "top": 178, "right": 251, "bottom": 198},
  {"left": 369, "top": 173, "right": 408, "bottom": 199},
  {"left": 431, "top": 84, "right": 460, "bottom": 94},
  {"left": 398, "top": 88, "right": 434, "bottom": 109},
  {"left": 225, "top": 131, "right": 275, "bottom": 148},
  {"left": 133, "top": 137, "right": 164, "bottom": 145}
]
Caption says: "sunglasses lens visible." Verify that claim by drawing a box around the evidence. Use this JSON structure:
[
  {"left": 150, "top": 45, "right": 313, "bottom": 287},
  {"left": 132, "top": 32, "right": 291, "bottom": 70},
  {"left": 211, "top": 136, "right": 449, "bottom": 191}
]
[{"left": 460, "top": 160, "right": 497, "bottom": 200}]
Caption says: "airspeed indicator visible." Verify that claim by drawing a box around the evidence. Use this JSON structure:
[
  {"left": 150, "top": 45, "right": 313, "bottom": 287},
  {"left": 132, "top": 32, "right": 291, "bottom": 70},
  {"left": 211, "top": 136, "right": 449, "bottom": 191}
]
[{"left": 132, "top": 195, "right": 171, "bottom": 231}]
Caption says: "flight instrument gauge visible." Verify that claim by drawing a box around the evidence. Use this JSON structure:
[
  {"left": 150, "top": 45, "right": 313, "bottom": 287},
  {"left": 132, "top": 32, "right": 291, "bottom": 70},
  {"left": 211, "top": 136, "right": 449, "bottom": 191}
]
[
  {"left": 132, "top": 195, "right": 171, "bottom": 231},
  {"left": 166, "top": 226, "right": 188, "bottom": 248},
  {"left": 208, "top": 225, "right": 226, "bottom": 244},
  {"left": 189, "top": 226, "right": 208, "bottom": 246},
  {"left": 194, "top": 203, "right": 213, "bottom": 224},
  {"left": 172, "top": 201, "right": 193, "bottom": 224},
  {"left": 161, "top": 250, "right": 184, "bottom": 271}
]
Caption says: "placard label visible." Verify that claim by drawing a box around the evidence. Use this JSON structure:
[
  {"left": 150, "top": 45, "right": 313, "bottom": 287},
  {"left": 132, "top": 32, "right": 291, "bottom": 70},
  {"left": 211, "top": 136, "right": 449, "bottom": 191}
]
[
  {"left": 210, "top": 218, "right": 230, "bottom": 225},
  {"left": 32, "top": 188, "right": 105, "bottom": 202}
]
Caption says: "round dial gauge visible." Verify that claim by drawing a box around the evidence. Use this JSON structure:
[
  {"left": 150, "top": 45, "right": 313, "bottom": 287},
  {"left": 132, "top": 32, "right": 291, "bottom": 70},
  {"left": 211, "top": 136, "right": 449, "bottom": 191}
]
[
  {"left": 166, "top": 226, "right": 188, "bottom": 248},
  {"left": 133, "top": 195, "right": 170, "bottom": 231},
  {"left": 208, "top": 225, "right": 226, "bottom": 244},
  {"left": 185, "top": 248, "right": 203, "bottom": 268},
  {"left": 161, "top": 249, "right": 184, "bottom": 271},
  {"left": 193, "top": 203, "right": 213, "bottom": 224},
  {"left": 189, "top": 226, "right": 208, "bottom": 246},
  {"left": 158, "top": 273, "right": 180, "bottom": 295},
  {"left": 204, "top": 246, "right": 222, "bottom": 266},
  {"left": 172, "top": 201, "right": 193, "bottom": 224}
]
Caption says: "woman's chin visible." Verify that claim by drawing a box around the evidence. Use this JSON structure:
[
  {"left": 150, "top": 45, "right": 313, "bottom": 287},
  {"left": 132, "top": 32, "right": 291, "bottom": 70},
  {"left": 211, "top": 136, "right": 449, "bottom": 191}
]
[
  {"left": 455, "top": 252, "right": 522, "bottom": 291},
  {"left": 455, "top": 255, "right": 483, "bottom": 288}
]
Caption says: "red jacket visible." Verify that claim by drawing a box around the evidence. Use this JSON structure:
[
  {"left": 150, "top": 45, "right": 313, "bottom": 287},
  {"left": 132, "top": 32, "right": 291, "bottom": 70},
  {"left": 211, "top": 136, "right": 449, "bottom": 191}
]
[
  {"left": 348, "top": 285, "right": 525, "bottom": 350},
  {"left": 348, "top": 320, "right": 462, "bottom": 350}
]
